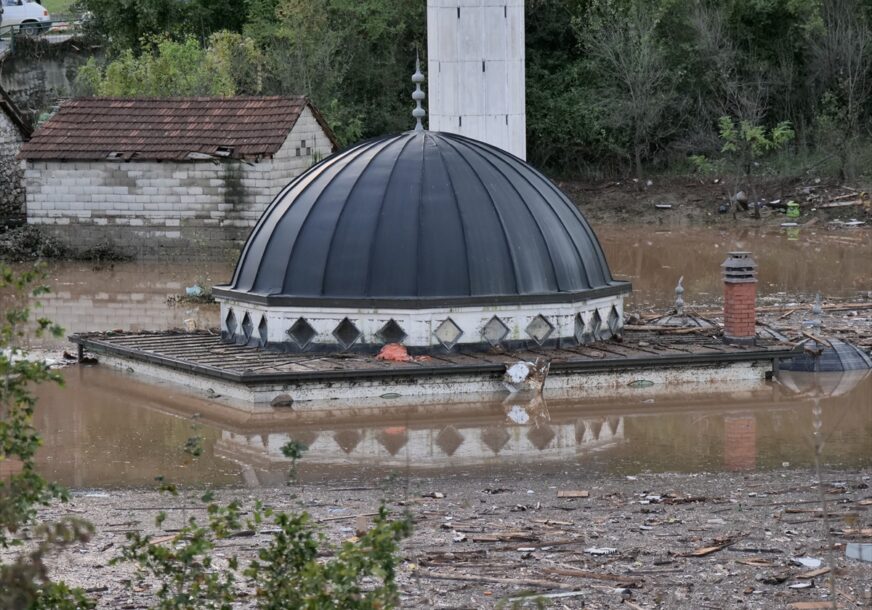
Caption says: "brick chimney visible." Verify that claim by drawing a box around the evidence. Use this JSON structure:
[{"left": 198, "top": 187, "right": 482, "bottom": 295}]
[{"left": 722, "top": 251, "right": 758, "bottom": 345}]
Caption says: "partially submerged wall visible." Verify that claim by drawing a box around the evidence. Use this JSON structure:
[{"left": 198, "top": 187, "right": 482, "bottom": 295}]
[
  {"left": 24, "top": 107, "right": 332, "bottom": 257},
  {"left": 0, "top": 110, "right": 24, "bottom": 223}
]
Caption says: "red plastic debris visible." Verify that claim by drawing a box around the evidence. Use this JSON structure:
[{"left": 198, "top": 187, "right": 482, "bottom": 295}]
[{"left": 376, "top": 343, "right": 413, "bottom": 362}]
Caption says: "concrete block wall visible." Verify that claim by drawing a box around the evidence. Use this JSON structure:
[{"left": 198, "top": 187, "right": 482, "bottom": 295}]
[
  {"left": 24, "top": 107, "right": 334, "bottom": 257},
  {"left": 0, "top": 111, "right": 25, "bottom": 222}
]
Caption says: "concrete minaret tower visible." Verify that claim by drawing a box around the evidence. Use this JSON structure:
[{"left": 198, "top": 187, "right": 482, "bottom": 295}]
[{"left": 427, "top": 0, "right": 526, "bottom": 160}]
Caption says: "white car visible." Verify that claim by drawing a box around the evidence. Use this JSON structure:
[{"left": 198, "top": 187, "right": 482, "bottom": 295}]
[{"left": 0, "top": 0, "right": 52, "bottom": 33}]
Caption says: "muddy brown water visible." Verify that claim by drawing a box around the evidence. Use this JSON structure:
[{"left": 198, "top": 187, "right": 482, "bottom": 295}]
[
  {"left": 9, "top": 225, "right": 872, "bottom": 488},
  {"left": 33, "top": 366, "right": 872, "bottom": 488},
  {"left": 10, "top": 225, "right": 871, "bottom": 346}
]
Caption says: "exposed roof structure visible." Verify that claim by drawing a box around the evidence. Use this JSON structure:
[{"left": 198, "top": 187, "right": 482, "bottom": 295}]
[
  {"left": 215, "top": 130, "right": 631, "bottom": 307},
  {"left": 781, "top": 338, "right": 872, "bottom": 373},
  {"left": 19, "top": 96, "right": 337, "bottom": 161},
  {"left": 0, "top": 84, "right": 32, "bottom": 139}
]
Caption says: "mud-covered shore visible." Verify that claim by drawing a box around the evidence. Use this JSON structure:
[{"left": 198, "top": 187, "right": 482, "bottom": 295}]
[
  {"left": 564, "top": 177, "right": 872, "bottom": 230},
  {"left": 28, "top": 468, "right": 872, "bottom": 609}
]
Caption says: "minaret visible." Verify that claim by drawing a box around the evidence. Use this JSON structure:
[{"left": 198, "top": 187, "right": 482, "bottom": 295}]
[{"left": 426, "top": 0, "right": 526, "bottom": 159}]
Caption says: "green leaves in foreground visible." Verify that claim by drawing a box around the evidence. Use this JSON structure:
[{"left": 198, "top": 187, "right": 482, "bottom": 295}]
[{"left": 116, "top": 495, "right": 411, "bottom": 610}]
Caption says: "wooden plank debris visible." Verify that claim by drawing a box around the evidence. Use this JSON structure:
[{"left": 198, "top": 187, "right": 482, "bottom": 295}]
[{"left": 557, "top": 490, "right": 589, "bottom": 498}]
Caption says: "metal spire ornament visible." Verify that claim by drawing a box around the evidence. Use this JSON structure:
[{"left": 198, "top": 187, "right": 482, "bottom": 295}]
[
  {"left": 412, "top": 52, "right": 426, "bottom": 132},
  {"left": 674, "top": 276, "right": 685, "bottom": 317}
]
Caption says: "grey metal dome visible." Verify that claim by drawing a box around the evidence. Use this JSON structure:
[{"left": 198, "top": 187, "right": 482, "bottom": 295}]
[{"left": 215, "top": 130, "right": 629, "bottom": 307}]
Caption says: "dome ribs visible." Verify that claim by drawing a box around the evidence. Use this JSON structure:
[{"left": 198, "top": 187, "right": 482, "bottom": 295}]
[
  {"left": 231, "top": 148, "right": 340, "bottom": 292},
  {"left": 437, "top": 136, "right": 519, "bottom": 296},
  {"left": 282, "top": 137, "right": 393, "bottom": 296},
  {"left": 454, "top": 137, "right": 562, "bottom": 295},
  {"left": 458, "top": 136, "right": 594, "bottom": 292},
  {"left": 239, "top": 142, "right": 367, "bottom": 294},
  {"left": 320, "top": 137, "right": 402, "bottom": 296},
  {"left": 219, "top": 130, "right": 630, "bottom": 307},
  {"left": 429, "top": 134, "right": 473, "bottom": 297},
  {"left": 363, "top": 135, "right": 420, "bottom": 298}
]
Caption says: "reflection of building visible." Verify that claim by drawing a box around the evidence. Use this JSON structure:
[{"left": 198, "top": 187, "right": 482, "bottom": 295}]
[
  {"left": 723, "top": 415, "right": 757, "bottom": 471},
  {"left": 215, "top": 414, "right": 626, "bottom": 472}
]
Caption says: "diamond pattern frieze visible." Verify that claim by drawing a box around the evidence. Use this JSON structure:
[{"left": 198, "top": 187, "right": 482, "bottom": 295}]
[
  {"left": 482, "top": 315, "right": 510, "bottom": 347},
  {"left": 376, "top": 319, "right": 407, "bottom": 344},
  {"left": 525, "top": 314, "right": 554, "bottom": 345},
  {"left": 257, "top": 315, "right": 268, "bottom": 347},
  {"left": 433, "top": 317, "right": 463, "bottom": 350},
  {"left": 241, "top": 312, "right": 254, "bottom": 342},
  {"left": 332, "top": 317, "right": 362, "bottom": 350},
  {"left": 224, "top": 308, "right": 238, "bottom": 337},
  {"left": 288, "top": 317, "right": 317, "bottom": 350}
]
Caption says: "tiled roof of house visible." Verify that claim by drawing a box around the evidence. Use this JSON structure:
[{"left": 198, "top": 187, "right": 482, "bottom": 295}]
[
  {"left": 0, "top": 84, "right": 32, "bottom": 139},
  {"left": 19, "top": 96, "right": 337, "bottom": 161}
]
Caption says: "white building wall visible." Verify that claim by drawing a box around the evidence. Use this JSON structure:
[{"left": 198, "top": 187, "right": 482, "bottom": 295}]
[
  {"left": 218, "top": 294, "right": 625, "bottom": 351},
  {"left": 23, "top": 107, "right": 333, "bottom": 257},
  {"left": 427, "top": 0, "right": 526, "bottom": 159}
]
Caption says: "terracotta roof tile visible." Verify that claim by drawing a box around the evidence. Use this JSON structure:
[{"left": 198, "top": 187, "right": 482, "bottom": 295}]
[{"left": 19, "top": 96, "right": 337, "bottom": 161}]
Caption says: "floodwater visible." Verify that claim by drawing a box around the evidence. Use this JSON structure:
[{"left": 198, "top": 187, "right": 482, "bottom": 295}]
[
  {"left": 8, "top": 224, "right": 872, "bottom": 487},
  {"left": 32, "top": 365, "right": 872, "bottom": 488},
  {"left": 11, "top": 225, "right": 871, "bottom": 347}
]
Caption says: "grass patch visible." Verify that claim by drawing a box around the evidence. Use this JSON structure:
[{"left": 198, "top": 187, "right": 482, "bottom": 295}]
[{"left": 41, "top": 0, "right": 75, "bottom": 15}]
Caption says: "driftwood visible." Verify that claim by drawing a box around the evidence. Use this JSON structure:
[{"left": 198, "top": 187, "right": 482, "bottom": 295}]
[
  {"left": 416, "top": 569, "right": 576, "bottom": 590},
  {"left": 623, "top": 325, "right": 716, "bottom": 335}
]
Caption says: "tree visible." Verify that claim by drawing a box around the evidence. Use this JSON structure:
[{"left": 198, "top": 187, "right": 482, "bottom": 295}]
[
  {"left": 74, "top": 34, "right": 263, "bottom": 97},
  {"left": 810, "top": 0, "right": 872, "bottom": 179},
  {"left": 0, "top": 265, "right": 94, "bottom": 609},
  {"left": 577, "top": 0, "right": 679, "bottom": 178},
  {"left": 76, "top": 0, "right": 249, "bottom": 52}
]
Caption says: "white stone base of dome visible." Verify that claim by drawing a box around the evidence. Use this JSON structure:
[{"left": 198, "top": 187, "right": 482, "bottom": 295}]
[{"left": 217, "top": 294, "right": 626, "bottom": 352}]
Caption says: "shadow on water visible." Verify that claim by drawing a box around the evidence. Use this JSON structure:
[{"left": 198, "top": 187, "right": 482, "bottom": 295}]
[{"left": 32, "top": 365, "right": 872, "bottom": 489}]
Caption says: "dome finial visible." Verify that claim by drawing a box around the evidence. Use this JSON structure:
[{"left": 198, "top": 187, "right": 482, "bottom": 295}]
[{"left": 412, "top": 51, "right": 426, "bottom": 132}]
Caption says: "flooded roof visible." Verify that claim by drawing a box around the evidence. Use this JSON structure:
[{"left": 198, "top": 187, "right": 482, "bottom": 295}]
[
  {"left": 19, "top": 96, "right": 337, "bottom": 161},
  {"left": 217, "top": 130, "right": 630, "bottom": 307},
  {"left": 781, "top": 338, "right": 872, "bottom": 373}
]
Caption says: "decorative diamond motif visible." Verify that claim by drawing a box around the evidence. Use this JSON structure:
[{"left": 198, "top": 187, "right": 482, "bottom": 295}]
[
  {"left": 376, "top": 319, "right": 407, "bottom": 344},
  {"left": 377, "top": 427, "right": 408, "bottom": 456},
  {"left": 574, "top": 313, "right": 588, "bottom": 344},
  {"left": 586, "top": 310, "right": 603, "bottom": 343},
  {"left": 257, "top": 315, "right": 268, "bottom": 347},
  {"left": 481, "top": 426, "right": 511, "bottom": 454},
  {"left": 436, "top": 425, "right": 465, "bottom": 456},
  {"left": 527, "top": 425, "right": 556, "bottom": 450},
  {"left": 334, "top": 430, "right": 362, "bottom": 454},
  {"left": 574, "top": 420, "right": 587, "bottom": 443},
  {"left": 241, "top": 312, "right": 254, "bottom": 342},
  {"left": 225, "top": 309, "right": 238, "bottom": 337},
  {"left": 433, "top": 317, "right": 463, "bottom": 350},
  {"left": 332, "top": 317, "right": 362, "bottom": 350},
  {"left": 288, "top": 318, "right": 317, "bottom": 349},
  {"left": 482, "top": 315, "right": 510, "bottom": 347},
  {"left": 525, "top": 314, "right": 554, "bottom": 345},
  {"left": 607, "top": 305, "right": 622, "bottom": 338}
]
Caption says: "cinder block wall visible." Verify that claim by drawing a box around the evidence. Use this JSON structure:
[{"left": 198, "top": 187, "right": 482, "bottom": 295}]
[
  {"left": 24, "top": 107, "right": 333, "bottom": 258},
  {"left": 0, "top": 112, "right": 25, "bottom": 223}
]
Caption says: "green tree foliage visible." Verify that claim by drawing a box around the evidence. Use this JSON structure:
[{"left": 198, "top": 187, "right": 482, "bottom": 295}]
[
  {"left": 76, "top": 0, "right": 248, "bottom": 51},
  {"left": 0, "top": 265, "right": 95, "bottom": 609},
  {"left": 75, "top": 0, "right": 872, "bottom": 177},
  {"left": 74, "top": 34, "right": 263, "bottom": 97}
]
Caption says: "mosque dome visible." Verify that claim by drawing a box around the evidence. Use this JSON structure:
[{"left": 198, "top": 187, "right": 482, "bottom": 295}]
[
  {"left": 213, "top": 129, "right": 630, "bottom": 352},
  {"left": 218, "top": 130, "right": 627, "bottom": 306}
]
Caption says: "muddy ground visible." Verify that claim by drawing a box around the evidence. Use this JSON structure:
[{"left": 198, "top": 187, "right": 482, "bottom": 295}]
[
  {"left": 563, "top": 177, "right": 872, "bottom": 229},
  {"left": 28, "top": 468, "right": 872, "bottom": 610},
  {"left": 13, "top": 300, "right": 870, "bottom": 609}
]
